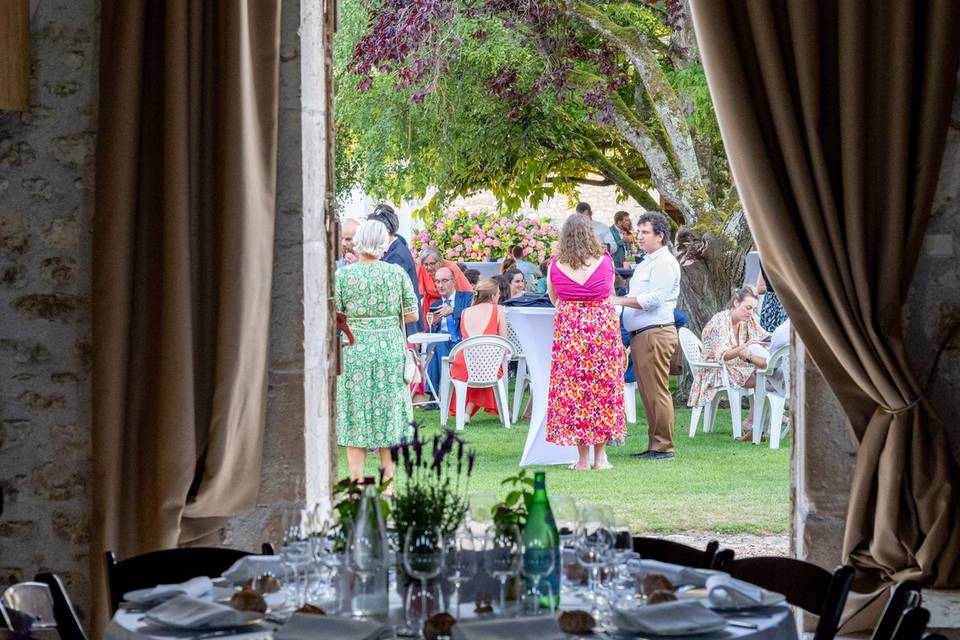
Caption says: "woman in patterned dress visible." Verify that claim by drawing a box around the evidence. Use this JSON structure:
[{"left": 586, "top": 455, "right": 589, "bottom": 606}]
[
  {"left": 336, "top": 220, "right": 419, "bottom": 481},
  {"left": 687, "top": 287, "right": 770, "bottom": 436},
  {"left": 546, "top": 214, "right": 625, "bottom": 471}
]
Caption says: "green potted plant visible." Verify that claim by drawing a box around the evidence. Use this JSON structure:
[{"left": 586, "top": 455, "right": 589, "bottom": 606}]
[{"left": 390, "top": 423, "right": 476, "bottom": 592}]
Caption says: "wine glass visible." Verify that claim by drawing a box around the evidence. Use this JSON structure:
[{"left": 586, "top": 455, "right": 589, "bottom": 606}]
[
  {"left": 467, "top": 493, "right": 498, "bottom": 534},
  {"left": 279, "top": 509, "right": 312, "bottom": 607},
  {"left": 521, "top": 527, "right": 557, "bottom": 615},
  {"left": 484, "top": 523, "right": 520, "bottom": 616},
  {"left": 575, "top": 525, "right": 614, "bottom": 603},
  {"left": 551, "top": 496, "right": 579, "bottom": 549},
  {"left": 349, "top": 516, "right": 388, "bottom": 618},
  {"left": 446, "top": 528, "right": 478, "bottom": 618},
  {"left": 403, "top": 526, "right": 445, "bottom": 636}
]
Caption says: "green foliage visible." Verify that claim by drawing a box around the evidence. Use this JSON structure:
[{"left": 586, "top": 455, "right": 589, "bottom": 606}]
[
  {"left": 666, "top": 64, "right": 720, "bottom": 143},
  {"left": 330, "top": 476, "right": 392, "bottom": 552},
  {"left": 491, "top": 470, "right": 537, "bottom": 528},
  {"left": 334, "top": 0, "right": 650, "bottom": 216}
]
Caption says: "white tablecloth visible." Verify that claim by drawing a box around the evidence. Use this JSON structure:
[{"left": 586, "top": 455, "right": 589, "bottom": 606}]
[
  {"left": 461, "top": 261, "right": 502, "bottom": 277},
  {"left": 504, "top": 307, "right": 581, "bottom": 466}
]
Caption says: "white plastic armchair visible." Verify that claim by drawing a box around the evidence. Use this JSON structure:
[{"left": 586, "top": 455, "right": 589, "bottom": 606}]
[
  {"left": 678, "top": 327, "right": 754, "bottom": 439},
  {"left": 439, "top": 335, "right": 513, "bottom": 432},
  {"left": 506, "top": 322, "right": 529, "bottom": 424},
  {"left": 752, "top": 344, "right": 790, "bottom": 448}
]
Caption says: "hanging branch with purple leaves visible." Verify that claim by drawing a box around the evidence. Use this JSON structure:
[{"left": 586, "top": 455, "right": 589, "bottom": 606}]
[{"left": 389, "top": 421, "right": 476, "bottom": 546}]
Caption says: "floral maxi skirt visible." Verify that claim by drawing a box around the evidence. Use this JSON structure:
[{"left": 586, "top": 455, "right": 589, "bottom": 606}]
[{"left": 546, "top": 300, "right": 626, "bottom": 446}]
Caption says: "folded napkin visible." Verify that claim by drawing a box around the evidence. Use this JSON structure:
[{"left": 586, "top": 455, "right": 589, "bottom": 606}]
[
  {"left": 274, "top": 613, "right": 391, "bottom": 640},
  {"left": 123, "top": 576, "right": 213, "bottom": 604},
  {"left": 706, "top": 574, "right": 783, "bottom": 609},
  {"left": 633, "top": 559, "right": 717, "bottom": 587},
  {"left": 611, "top": 600, "right": 726, "bottom": 636},
  {"left": 143, "top": 594, "right": 256, "bottom": 629},
  {"left": 221, "top": 555, "right": 290, "bottom": 583},
  {"left": 452, "top": 616, "right": 567, "bottom": 640}
]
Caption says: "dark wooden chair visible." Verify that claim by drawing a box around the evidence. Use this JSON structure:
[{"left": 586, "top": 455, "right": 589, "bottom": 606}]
[
  {"left": 890, "top": 607, "right": 931, "bottom": 640},
  {"left": 33, "top": 573, "right": 87, "bottom": 640},
  {"left": 105, "top": 547, "right": 256, "bottom": 613},
  {"left": 632, "top": 536, "right": 732, "bottom": 570},
  {"left": 723, "top": 557, "right": 854, "bottom": 640},
  {"left": 871, "top": 581, "right": 923, "bottom": 640}
]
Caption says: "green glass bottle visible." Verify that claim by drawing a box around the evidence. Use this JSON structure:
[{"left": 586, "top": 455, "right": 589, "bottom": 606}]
[{"left": 522, "top": 471, "right": 561, "bottom": 609}]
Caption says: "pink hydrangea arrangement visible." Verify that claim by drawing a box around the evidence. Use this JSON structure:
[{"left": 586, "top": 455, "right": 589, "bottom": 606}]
[{"left": 412, "top": 209, "right": 557, "bottom": 263}]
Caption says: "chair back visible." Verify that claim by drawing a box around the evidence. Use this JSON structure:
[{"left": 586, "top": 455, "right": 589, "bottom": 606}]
[
  {"left": 765, "top": 344, "right": 790, "bottom": 396},
  {"left": 34, "top": 573, "right": 88, "bottom": 640},
  {"left": 727, "top": 557, "right": 854, "bottom": 639},
  {"left": 633, "top": 536, "right": 726, "bottom": 570},
  {"left": 506, "top": 322, "right": 524, "bottom": 357},
  {"left": 105, "top": 547, "right": 254, "bottom": 612},
  {"left": 871, "top": 581, "right": 923, "bottom": 640},
  {"left": 890, "top": 606, "right": 931, "bottom": 640},
  {"left": 678, "top": 327, "right": 705, "bottom": 367},
  {"left": 1, "top": 582, "right": 56, "bottom": 629},
  {"left": 448, "top": 335, "right": 512, "bottom": 385}
]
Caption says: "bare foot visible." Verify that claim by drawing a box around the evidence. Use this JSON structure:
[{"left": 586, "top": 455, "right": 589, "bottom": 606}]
[
  {"left": 568, "top": 463, "right": 591, "bottom": 471},
  {"left": 592, "top": 461, "right": 613, "bottom": 470}
]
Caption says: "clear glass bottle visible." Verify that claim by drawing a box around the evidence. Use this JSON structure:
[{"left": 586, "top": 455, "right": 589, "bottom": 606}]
[{"left": 348, "top": 477, "right": 389, "bottom": 618}]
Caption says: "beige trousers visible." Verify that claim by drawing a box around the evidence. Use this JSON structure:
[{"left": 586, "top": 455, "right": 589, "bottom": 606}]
[{"left": 630, "top": 326, "right": 679, "bottom": 452}]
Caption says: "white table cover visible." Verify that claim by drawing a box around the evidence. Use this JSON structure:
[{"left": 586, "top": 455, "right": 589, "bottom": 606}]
[
  {"left": 461, "top": 261, "right": 502, "bottom": 277},
  {"left": 504, "top": 307, "right": 582, "bottom": 466}
]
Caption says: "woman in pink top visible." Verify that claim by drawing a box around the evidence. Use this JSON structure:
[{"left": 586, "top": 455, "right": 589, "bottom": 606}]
[{"left": 546, "top": 214, "right": 626, "bottom": 470}]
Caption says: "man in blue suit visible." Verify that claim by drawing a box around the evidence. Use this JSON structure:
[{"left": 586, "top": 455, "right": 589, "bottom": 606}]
[{"left": 426, "top": 266, "right": 473, "bottom": 405}]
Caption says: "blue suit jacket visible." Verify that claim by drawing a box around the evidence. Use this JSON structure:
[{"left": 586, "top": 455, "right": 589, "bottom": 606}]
[{"left": 431, "top": 291, "right": 473, "bottom": 343}]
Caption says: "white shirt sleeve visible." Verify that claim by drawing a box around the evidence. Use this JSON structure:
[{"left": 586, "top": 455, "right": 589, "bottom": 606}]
[{"left": 635, "top": 258, "right": 678, "bottom": 311}]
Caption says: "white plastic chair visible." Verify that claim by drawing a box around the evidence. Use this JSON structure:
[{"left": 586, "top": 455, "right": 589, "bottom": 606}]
[
  {"left": 679, "top": 327, "right": 754, "bottom": 439},
  {"left": 623, "top": 381, "right": 638, "bottom": 424},
  {"left": 1, "top": 581, "right": 56, "bottom": 630},
  {"left": 439, "top": 335, "right": 513, "bottom": 432},
  {"left": 752, "top": 344, "right": 790, "bottom": 448},
  {"left": 506, "top": 323, "right": 529, "bottom": 424}
]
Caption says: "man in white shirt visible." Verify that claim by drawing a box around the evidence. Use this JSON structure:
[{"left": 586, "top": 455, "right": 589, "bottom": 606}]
[
  {"left": 575, "top": 202, "right": 617, "bottom": 255},
  {"left": 612, "top": 212, "right": 681, "bottom": 460}
]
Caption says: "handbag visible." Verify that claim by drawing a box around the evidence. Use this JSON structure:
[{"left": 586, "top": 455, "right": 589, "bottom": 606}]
[{"left": 400, "top": 311, "right": 421, "bottom": 386}]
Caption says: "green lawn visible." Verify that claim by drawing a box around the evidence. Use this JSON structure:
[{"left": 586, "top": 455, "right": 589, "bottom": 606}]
[{"left": 337, "top": 397, "right": 791, "bottom": 535}]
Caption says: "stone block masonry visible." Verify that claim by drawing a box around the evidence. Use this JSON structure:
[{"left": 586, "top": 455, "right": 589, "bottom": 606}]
[{"left": 0, "top": 0, "right": 98, "bottom": 622}]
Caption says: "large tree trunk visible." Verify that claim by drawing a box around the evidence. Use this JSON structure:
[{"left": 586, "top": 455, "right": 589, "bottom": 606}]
[{"left": 676, "top": 229, "right": 751, "bottom": 335}]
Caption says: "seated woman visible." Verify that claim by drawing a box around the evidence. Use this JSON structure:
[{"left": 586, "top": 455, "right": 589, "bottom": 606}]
[
  {"left": 688, "top": 286, "right": 770, "bottom": 440},
  {"left": 503, "top": 267, "right": 528, "bottom": 300},
  {"left": 449, "top": 278, "right": 509, "bottom": 418}
]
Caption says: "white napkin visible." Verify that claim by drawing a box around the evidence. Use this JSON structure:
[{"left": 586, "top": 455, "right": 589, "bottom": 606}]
[
  {"left": 612, "top": 600, "right": 726, "bottom": 636},
  {"left": 143, "top": 594, "right": 256, "bottom": 629},
  {"left": 123, "top": 576, "right": 213, "bottom": 604},
  {"left": 452, "top": 616, "right": 567, "bottom": 640},
  {"left": 274, "top": 613, "right": 391, "bottom": 640},
  {"left": 633, "top": 559, "right": 717, "bottom": 587},
  {"left": 221, "top": 555, "right": 290, "bottom": 583},
  {"left": 706, "top": 574, "right": 783, "bottom": 609}
]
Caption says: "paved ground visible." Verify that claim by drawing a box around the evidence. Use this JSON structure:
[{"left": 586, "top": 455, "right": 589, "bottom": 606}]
[{"left": 641, "top": 531, "right": 791, "bottom": 558}]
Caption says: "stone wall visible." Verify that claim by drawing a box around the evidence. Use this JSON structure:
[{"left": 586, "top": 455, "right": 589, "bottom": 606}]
[{"left": 0, "top": 0, "right": 98, "bottom": 618}]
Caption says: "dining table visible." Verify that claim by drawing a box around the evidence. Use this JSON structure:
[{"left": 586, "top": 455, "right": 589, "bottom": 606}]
[{"left": 105, "top": 584, "right": 798, "bottom": 640}]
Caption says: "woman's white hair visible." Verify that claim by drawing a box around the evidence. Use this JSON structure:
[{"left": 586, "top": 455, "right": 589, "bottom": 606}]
[{"left": 353, "top": 219, "right": 391, "bottom": 258}]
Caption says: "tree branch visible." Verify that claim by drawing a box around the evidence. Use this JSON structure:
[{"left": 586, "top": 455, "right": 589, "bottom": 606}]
[
  {"left": 581, "top": 142, "right": 660, "bottom": 210},
  {"left": 569, "top": 0, "right": 704, "bottom": 186}
]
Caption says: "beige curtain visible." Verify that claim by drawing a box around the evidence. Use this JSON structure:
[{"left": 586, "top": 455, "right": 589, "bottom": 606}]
[
  {"left": 690, "top": 0, "right": 960, "bottom": 591},
  {"left": 92, "top": 0, "right": 281, "bottom": 632},
  {"left": 0, "top": 0, "right": 30, "bottom": 111}
]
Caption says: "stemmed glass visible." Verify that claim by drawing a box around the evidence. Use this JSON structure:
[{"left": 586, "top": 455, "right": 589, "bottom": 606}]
[
  {"left": 484, "top": 524, "right": 521, "bottom": 616},
  {"left": 551, "top": 496, "right": 579, "bottom": 550},
  {"left": 467, "top": 493, "right": 498, "bottom": 534},
  {"left": 349, "top": 515, "right": 388, "bottom": 618},
  {"left": 446, "top": 528, "right": 478, "bottom": 619},
  {"left": 520, "top": 527, "right": 557, "bottom": 615},
  {"left": 279, "top": 509, "right": 313, "bottom": 607},
  {"left": 403, "top": 526, "right": 446, "bottom": 637},
  {"left": 575, "top": 507, "right": 614, "bottom": 603}
]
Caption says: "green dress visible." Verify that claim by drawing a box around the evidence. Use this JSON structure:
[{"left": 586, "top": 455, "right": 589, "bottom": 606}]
[{"left": 335, "top": 261, "right": 418, "bottom": 448}]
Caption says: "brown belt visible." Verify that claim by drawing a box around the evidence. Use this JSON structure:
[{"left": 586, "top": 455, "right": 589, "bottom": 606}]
[{"left": 629, "top": 323, "right": 675, "bottom": 338}]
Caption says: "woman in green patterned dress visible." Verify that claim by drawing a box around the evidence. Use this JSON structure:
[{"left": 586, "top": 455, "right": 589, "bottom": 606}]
[{"left": 336, "top": 219, "right": 419, "bottom": 481}]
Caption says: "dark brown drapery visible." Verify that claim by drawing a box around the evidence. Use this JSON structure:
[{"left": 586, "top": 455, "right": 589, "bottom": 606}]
[
  {"left": 690, "top": 0, "right": 960, "bottom": 594},
  {"left": 0, "top": 0, "right": 30, "bottom": 111},
  {"left": 92, "top": 0, "right": 281, "bottom": 631}
]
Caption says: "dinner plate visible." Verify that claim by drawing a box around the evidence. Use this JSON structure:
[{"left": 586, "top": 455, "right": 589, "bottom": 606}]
[
  {"left": 122, "top": 587, "right": 185, "bottom": 606},
  {"left": 143, "top": 609, "right": 264, "bottom": 630}
]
